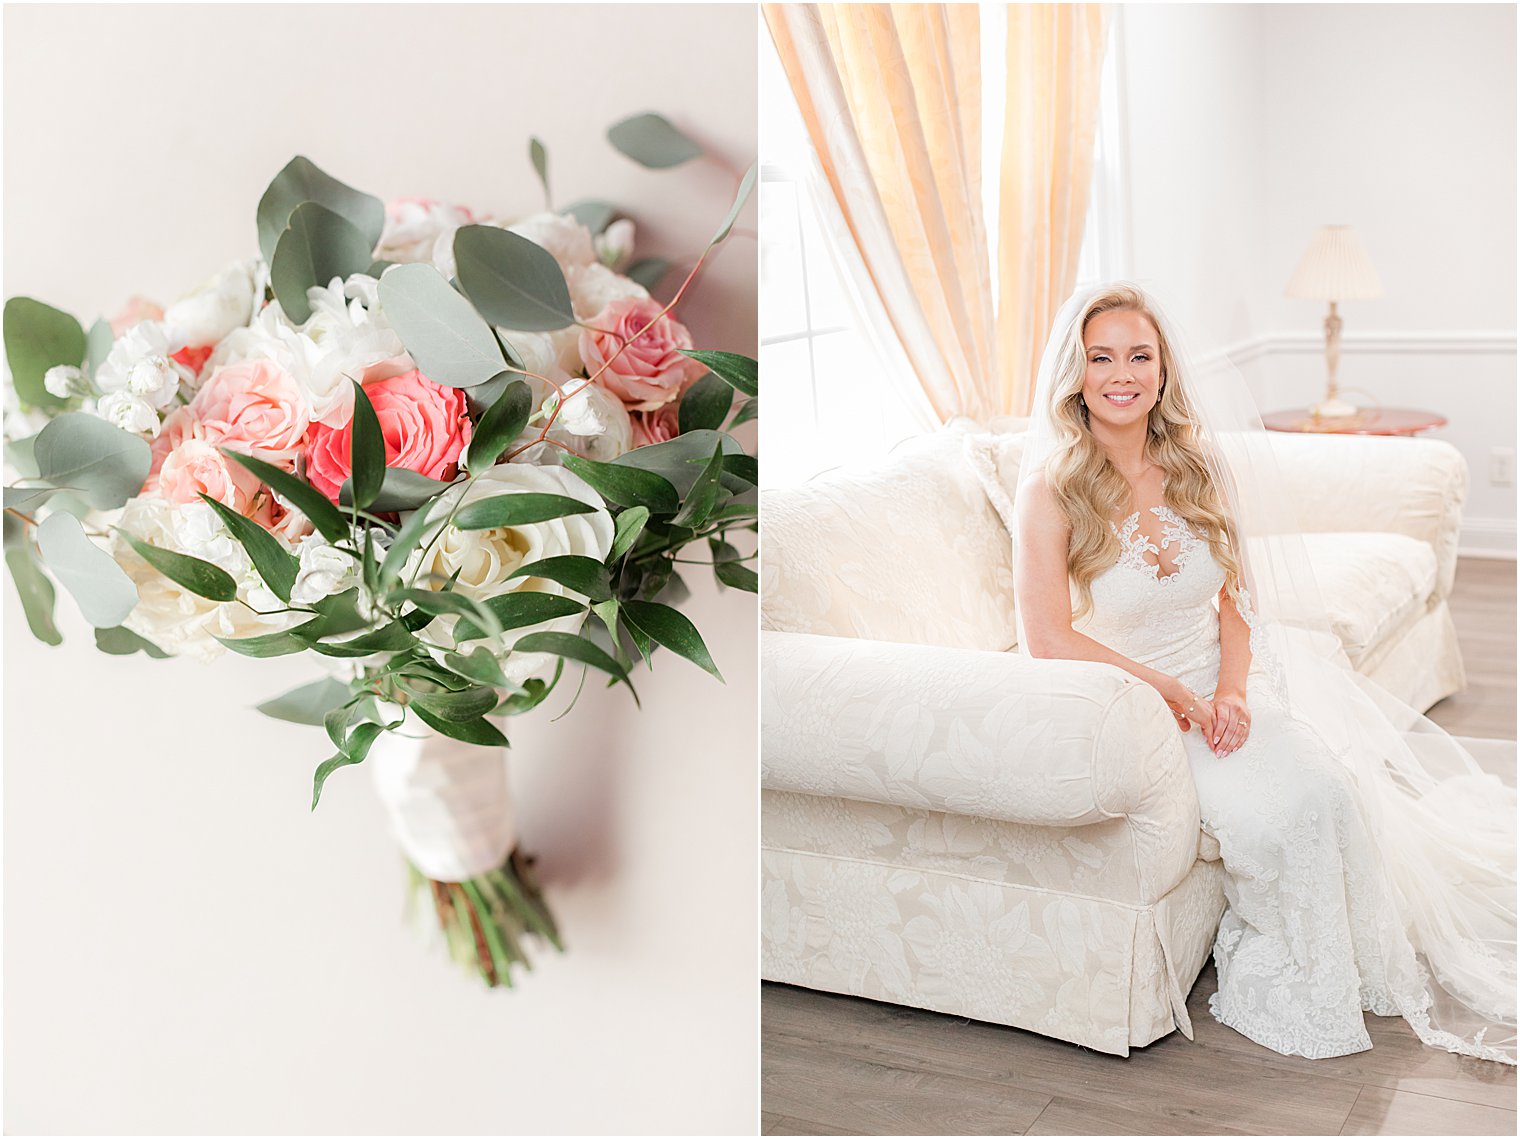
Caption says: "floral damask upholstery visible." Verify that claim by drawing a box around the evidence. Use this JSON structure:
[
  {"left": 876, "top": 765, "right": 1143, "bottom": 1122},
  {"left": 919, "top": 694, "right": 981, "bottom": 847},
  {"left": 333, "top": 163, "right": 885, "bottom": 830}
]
[{"left": 761, "top": 426, "right": 1470, "bottom": 1055}]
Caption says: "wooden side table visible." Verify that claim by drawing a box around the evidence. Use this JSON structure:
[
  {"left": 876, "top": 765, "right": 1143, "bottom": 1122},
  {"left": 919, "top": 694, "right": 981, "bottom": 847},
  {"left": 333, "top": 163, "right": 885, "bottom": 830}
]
[{"left": 1261, "top": 407, "right": 1448, "bottom": 436}]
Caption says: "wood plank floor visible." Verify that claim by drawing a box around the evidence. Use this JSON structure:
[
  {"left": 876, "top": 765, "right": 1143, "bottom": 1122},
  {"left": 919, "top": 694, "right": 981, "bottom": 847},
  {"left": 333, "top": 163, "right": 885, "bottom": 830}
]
[{"left": 762, "top": 556, "right": 1517, "bottom": 1136}]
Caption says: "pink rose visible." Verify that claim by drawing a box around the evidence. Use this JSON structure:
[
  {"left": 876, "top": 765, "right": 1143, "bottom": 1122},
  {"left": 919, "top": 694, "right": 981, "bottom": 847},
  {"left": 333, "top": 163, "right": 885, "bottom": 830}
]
[
  {"left": 190, "top": 358, "right": 310, "bottom": 462},
  {"left": 579, "top": 296, "right": 707, "bottom": 412},
  {"left": 157, "top": 439, "right": 265, "bottom": 514},
  {"left": 304, "top": 369, "right": 472, "bottom": 503},
  {"left": 630, "top": 404, "right": 681, "bottom": 449},
  {"left": 145, "top": 407, "right": 208, "bottom": 492}
]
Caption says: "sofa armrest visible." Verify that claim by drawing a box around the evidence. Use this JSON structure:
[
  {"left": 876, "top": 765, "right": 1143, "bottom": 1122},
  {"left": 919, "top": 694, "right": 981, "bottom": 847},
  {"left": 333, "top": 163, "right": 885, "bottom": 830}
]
[{"left": 1267, "top": 433, "right": 1468, "bottom": 599}]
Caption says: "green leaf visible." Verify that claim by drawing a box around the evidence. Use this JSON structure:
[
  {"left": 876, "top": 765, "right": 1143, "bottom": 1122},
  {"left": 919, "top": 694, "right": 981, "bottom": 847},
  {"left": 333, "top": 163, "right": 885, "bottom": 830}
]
[
  {"left": 610, "top": 506, "right": 650, "bottom": 562},
  {"left": 339, "top": 467, "right": 458, "bottom": 513},
  {"left": 33, "top": 414, "right": 152, "bottom": 510},
  {"left": 561, "top": 455, "right": 678, "bottom": 513},
  {"left": 6, "top": 433, "right": 40, "bottom": 479},
  {"left": 6, "top": 543, "right": 62, "bottom": 645},
  {"left": 4, "top": 485, "right": 65, "bottom": 514},
  {"left": 408, "top": 683, "right": 500, "bottom": 723},
  {"left": 347, "top": 380, "right": 386, "bottom": 510},
  {"left": 197, "top": 493, "right": 299, "bottom": 603},
  {"left": 497, "top": 662, "right": 561, "bottom": 715},
  {"left": 514, "top": 631, "right": 635, "bottom": 699},
  {"left": 453, "top": 492, "right": 595, "bottom": 531},
  {"left": 119, "top": 530, "right": 237, "bottom": 602},
  {"left": 626, "top": 257, "right": 670, "bottom": 293},
  {"left": 672, "top": 444, "right": 727, "bottom": 529},
  {"left": 565, "top": 200, "right": 617, "bottom": 234},
  {"left": 409, "top": 705, "right": 508, "bottom": 747},
  {"left": 216, "top": 619, "right": 325, "bottom": 658},
  {"left": 454, "top": 225, "right": 576, "bottom": 332},
  {"left": 36, "top": 511, "right": 138, "bottom": 627},
  {"left": 257, "top": 677, "right": 353, "bottom": 725},
  {"left": 325, "top": 699, "right": 362, "bottom": 750},
  {"left": 508, "top": 555, "right": 612, "bottom": 602},
  {"left": 377, "top": 262, "right": 507, "bottom": 388},
  {"left": 679, "top": 350, "right": 757, "bottom": 398},
  {"left": 612, "top": 429, "right": 742, "bottom": 496},
  {"left": 621, "top": 600, "right": 722, "bottom": 680},
  {"left": 269, "top": 202, "right": 375, "bottom": 324},
  {"left": 453, "top": 590, "right": 586, "bottom": 642},
  {"left": 306, "top": 618, "right": 416, "bottom": 658},
  {"left": 3, "top": 297, "right": 83, "bottom": 410},
  {"left": 678, "top": 371, "right": 734, "bottom": 434},
  {"left": 257, "top": 155, "right": 385, "bottom": 267},
  {"left": 443, "top": 647, "right": 510, "bottom": 688},
  {"left": 729, "top": 397, "right": 758, "bottom": 428},
  {"left": 380, "top": 498, "right": 445, "bottom": 587},
  {"left": 607, "top": 112, "right": 703, "bottom": 169},
  {"left": 311, "top": 722, "right": 387, "bottom": 810},
  {"left": 464, "top": 378, "right": 533, "bottom": 473},
  {"left": 715, "top": 560, "right": 758, "bottom": 592},
  {"left": 84, "top": 317, "right": 113, "bottom": 383},
  {"left": 529, "top": 136, "right": 551, "bottom": 207},
  {"left": 221, "top": 449, "right": 348, "bottom": 541},
  {"left": 721, "top": 454, "right": 759, "bottom": 487},
  {"left": 391, "top": 586, "right": 501, "bottom": 639},
  {"left": 710, "top": 163, "right": 756, "bottom": 245},
  {"left": 94, "top": 625, "right": 169, "bottom": 657}
]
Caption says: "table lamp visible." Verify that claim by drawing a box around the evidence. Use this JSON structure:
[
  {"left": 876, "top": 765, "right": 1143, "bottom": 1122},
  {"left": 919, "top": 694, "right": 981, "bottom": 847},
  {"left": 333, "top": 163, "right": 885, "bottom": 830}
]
[{"left": 1284, "top": 225, "right": 1384, "bottom": 418}]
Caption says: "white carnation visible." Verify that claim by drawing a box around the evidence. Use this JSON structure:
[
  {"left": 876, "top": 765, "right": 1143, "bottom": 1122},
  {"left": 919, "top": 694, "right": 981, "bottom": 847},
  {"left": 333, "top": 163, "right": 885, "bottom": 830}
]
[
  {"left": 95, "top": 321, "right": 193, "bottom": 410},
  {"left": 44, "top": 364, "right": 86, "bottom": 399},
  {"left": 95, "top": 390, "right": 161, "bottom": 437},
  {"left": 290, "top": 534, "right": 358, "bottom": 606},
  {"left": 164, "top": 259, "right": 258, "bottom": 348}
]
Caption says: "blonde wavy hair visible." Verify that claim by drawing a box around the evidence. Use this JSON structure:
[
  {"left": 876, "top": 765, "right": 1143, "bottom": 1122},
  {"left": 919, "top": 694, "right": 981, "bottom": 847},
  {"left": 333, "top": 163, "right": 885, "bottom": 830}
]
[{"left": 1043, "top": 285, "right": 1244, "bottom": 621}]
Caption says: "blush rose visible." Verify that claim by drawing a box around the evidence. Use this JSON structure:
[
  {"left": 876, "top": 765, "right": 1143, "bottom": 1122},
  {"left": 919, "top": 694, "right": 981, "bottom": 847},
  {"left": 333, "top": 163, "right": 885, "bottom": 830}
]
[{"left": 579, "top": 296, "right": 707, "bottom": 412}]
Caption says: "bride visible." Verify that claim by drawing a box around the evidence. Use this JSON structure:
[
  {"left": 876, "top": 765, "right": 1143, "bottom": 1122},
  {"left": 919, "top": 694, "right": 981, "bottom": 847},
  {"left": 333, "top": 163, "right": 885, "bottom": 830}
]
[{"left": 1014, "top": 283, "right": 1516, "bottom": 1063}]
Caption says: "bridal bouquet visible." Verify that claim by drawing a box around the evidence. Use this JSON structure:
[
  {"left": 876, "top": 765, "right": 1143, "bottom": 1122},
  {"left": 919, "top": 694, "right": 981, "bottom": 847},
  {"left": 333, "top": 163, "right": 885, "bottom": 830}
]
[{"left": 2, "top": 116, "right": 758, "bottom": 987}]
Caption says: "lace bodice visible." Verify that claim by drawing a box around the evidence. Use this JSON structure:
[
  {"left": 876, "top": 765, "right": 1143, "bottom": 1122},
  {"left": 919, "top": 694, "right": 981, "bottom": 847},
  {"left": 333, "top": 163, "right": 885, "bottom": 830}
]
[{"left": 1075, "top": 504, "right": 1224, "bottom": 694}]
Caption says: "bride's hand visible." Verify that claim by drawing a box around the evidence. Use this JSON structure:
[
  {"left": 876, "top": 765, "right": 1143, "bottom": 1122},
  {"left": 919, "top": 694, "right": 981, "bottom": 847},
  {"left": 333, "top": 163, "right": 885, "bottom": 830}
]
[
  {"left": 1161, "top": 680, "right": 1215, "bottom": 739},
  {"left": 1210, "top": 690, "right": 1251, "bottom": 756}
]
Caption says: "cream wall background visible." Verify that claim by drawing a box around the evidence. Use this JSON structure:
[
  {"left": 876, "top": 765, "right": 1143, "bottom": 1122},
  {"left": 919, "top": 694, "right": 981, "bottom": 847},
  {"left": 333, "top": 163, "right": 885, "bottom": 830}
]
[
  {"left": 3, "top": 5, "right": 757, "bottom": 1135},
  {"left": 1121, "top": 3, "right": 1516, "bottom": 555}
]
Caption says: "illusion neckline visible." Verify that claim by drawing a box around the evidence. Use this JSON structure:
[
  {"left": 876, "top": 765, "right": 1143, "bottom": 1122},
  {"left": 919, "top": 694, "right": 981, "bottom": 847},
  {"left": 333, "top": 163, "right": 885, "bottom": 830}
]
[{"left": 1112, "top": 504, "right": 1194, "bottom": 582}]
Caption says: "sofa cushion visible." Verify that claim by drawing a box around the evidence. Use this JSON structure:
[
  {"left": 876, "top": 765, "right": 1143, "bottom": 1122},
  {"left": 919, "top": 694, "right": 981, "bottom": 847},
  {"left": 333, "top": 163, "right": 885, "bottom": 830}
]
[{"left": 1300, "top": 532, "right": 1438, "bottom": 665}]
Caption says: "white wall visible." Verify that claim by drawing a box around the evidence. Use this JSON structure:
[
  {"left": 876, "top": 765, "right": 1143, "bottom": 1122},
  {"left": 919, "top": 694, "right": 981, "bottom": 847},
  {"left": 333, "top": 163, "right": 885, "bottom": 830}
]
[
  {"left": 3, "top": 5, "right": 758, "bottom": 1134},
  {"left": 1121, "top": 3, "right": 1516, "bottom": 554}
]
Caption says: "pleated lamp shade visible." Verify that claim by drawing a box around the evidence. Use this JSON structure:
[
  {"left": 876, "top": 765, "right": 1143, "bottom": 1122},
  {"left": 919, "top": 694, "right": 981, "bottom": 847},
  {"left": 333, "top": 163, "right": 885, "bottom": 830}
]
[{"left": 1284, "top": 225, "right": 1385, "bottom": 301}]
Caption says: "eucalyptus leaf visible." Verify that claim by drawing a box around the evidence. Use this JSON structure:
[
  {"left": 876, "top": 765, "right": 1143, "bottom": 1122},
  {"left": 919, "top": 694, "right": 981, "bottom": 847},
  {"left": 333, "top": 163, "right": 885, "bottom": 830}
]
[
  {"left": 710, "top": 163, "right": 757, "bottom": 245},
  {"left": 715, "top": 560, "right": 758, "bottom": 592},
  {"left": 678, "top": 371, "right": 733, "bottom": 434},
  {"left": 347, "top": 380, "right": 386, "bottom": 510},
  {"left": 565, "top": 200, "right": 617, "bottom": 234},
  {"left": 5, "top": 433, "right": 40, "bottom": 479},
  {"left": 622, "top": 599, "right": 722, "bottom": 680},
  {"left": 257, "top": 677, "right": 353, "bottom": 725},
  {"left": 672, "top": 444, "right": 727, "bottom": 529},
  {"left": 626, "top": 257, "right": 670, "bottom": 293},
  {"left": 453, "top": 591, "right": 586, "bottom": 642},
  {"left": 529, "top": 136, "right": 551, "bottom": 207},
  {"left": 36, "top": 511, "right": 138, "bottom": 627},
  {"left": 118, "top": 532, "right": 237, "bottom": 601},
  {"left": 269, "top": 202, "right": 374, "bottom": 324},
  {"left": 257, "top": 155, "right": 385, "bottom": 266},
  {"left": 507, "top": 555, "right": 612, "bottom": 602},
  {"left": 197, "top": 493, "right": 299, "bottom": 603},
  {"left": 454, "top": 225, "right": 576, "bottom": 332},
  {"left": 6, "top": 543, "right": 62, "bottom": 645},
  {"left": 679, "top": 349, "right": 757, "bottom": 398},
  {"left": 609, "top": 506, "right": 650, "bottom": 562},
  {"left": 611, "top": 429, "right": 742, "bottom": 495},
  {"left": 409, "top": 705, "right": 508, "bottom": 747},
  {"left": 34, "top": 414, "right": 151, "bottom": 510},
  {"left": 607, "top": 112, "right": 703, "bottom": 169},
  {"left": 378, "top": 262, "right": 506, "bottom": 388},
  {"left": 453, "top": 492, "right": 595, "bottom": 531},
  {"left": 84, "top": 318, "right": 113, "bottom": 382},
  {"left": 3, "top": 297, "right": 83, "bottom": 410},
  {"left": 222, "top": 449, "right": 347, "bottom": 542},
  {"left": 561, "top": 455, "right": 679, "bottom": 513},
  {"left": 514, "top": 630, "right": 637, "bottom": 704},
  {"left": 94, "top": 625, "right": 169, "bottom": 658},
  {"left": 465, "top": 378, "right": 532, "bottom": 473},
  {"left": 4, "top": 486, "right": 64, "bottom": 513},
  {"left": 339, "top": 467, "right": 458, "bottom": 513}
]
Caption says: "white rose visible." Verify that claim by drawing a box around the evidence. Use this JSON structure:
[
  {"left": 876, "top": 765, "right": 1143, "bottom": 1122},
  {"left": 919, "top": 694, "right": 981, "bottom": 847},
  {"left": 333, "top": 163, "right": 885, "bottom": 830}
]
[
  {"left": 163, "top": 259, "right": 258, "bottom": 348},
  {"left": 95, "top": 321, "right": 193, "bottom": 410},
  {"left": 290, "top": 534, "right": 358, "bottom": 606},
  {"left": 595, "top": 218, "right": 636, "bottom": 269},
  {"left": 95, "top": 390, "right": 161, "bottom": 437},
  {"left": 406, "top": 464, "right": 614, "bottom": 685},
  {"left": 496, "top": 326, "right": 582, "bottom": 379},
  {"left": 568, "top": 262, "right": 649, "bottom": 321},
  {"left": 545, "top": 378, "right": 633, "bottom": 462},
  {"left": 505, "top": 212, "right": 597, "bottom": 273},
  {"left": 378, "top": 199, "right": 476, "bottom": 265}
]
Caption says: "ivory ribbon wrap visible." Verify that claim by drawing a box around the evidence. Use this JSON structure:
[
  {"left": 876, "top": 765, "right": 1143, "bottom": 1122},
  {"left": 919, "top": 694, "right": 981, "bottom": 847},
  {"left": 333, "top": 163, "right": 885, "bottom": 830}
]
[{"left": 369, "top": 717, "right": 516, "bottom": 882}]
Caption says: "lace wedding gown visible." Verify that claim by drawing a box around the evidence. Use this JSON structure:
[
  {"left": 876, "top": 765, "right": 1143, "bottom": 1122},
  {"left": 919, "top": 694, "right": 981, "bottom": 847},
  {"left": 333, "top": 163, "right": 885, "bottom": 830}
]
[{"left": 1079, "top": 503, "right": 1451, "bottom": 1060}]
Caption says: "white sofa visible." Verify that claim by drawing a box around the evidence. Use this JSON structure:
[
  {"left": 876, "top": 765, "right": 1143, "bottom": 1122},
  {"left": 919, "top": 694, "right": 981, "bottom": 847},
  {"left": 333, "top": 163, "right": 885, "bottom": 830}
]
[{"left": 760, "top": 426, "right": 1471, "bottom": 1056}]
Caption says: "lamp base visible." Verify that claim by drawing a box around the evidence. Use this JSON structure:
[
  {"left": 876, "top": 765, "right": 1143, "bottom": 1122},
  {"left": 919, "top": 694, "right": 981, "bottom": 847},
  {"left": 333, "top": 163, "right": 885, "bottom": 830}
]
[{"left": 1311, "top": 397, "right": 1359, "bottom": 419}]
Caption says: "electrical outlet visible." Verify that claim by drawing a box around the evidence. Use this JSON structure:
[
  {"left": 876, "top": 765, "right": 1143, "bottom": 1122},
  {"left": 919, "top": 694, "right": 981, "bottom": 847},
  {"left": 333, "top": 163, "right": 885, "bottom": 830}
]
[{"left": 1490, "top": 448, "right": 1516, "bottom": 487}]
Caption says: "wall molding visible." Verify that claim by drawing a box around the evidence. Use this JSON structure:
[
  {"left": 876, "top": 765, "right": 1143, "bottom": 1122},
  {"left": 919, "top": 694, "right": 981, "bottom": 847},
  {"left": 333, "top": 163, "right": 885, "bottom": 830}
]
[
  {"left": 1217, "top": 330, "right": 1518, "bottom": 367},
  {"left": 1459, "top": 517, "right": 1519, "bottom": 560}
]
